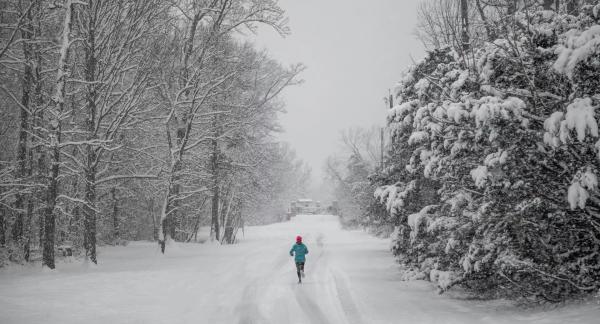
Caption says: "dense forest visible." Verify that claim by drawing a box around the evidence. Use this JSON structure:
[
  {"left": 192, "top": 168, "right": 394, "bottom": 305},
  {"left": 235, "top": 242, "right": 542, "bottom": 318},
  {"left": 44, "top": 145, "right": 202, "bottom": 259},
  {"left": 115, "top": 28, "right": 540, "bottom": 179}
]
[
  {"left": 327, "top": 0, "right": 600, "bottom": 302},
  {"left": 0, "top": 0, "right": 310, "bottom": 268}
]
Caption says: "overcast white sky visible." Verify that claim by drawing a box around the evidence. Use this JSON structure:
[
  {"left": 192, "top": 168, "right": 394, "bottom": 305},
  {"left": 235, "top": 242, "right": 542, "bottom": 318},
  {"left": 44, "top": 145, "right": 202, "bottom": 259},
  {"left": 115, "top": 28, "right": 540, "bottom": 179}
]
[{"left": 253, "top": 1, "right": 424, "bottom": 181}]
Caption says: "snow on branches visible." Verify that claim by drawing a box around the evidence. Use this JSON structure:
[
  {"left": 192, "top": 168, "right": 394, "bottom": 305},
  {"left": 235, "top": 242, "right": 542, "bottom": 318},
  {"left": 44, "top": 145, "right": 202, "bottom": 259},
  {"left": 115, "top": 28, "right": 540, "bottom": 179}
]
[
  {"left": 377, "top": 2, "right": 600, "bottom": 301},
  {"left": 568, "top": 167, "right": 598, "bottom": 210},
  {"left": 407, "top": 205, "right": 436, "bottom": 241},
  {"left": 544, "top": 97, "right": 598, "bottom": 146},
  {"left": 472, "top": 97, "right": 525, "bottom": 127},
  {"left": 374, "top": 181, "right": 417, "bottom": 217},
  {"left": 555, "top": 25, "right": 600, "bottom": 77}
]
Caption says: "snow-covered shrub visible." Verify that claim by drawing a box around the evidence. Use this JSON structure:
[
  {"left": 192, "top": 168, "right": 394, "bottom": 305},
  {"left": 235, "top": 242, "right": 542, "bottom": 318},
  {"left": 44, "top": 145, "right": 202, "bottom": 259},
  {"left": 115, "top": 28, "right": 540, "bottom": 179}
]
[{"left": 377, "top": 3, "right": 600, "bottom": 302}]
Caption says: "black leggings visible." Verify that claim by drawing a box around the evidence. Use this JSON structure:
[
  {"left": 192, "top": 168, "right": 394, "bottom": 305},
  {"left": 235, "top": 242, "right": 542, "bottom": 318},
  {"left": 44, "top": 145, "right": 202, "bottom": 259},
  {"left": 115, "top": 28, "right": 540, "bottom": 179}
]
[{"left": 295, "top": 262, "right": 305, "bottom": 278}]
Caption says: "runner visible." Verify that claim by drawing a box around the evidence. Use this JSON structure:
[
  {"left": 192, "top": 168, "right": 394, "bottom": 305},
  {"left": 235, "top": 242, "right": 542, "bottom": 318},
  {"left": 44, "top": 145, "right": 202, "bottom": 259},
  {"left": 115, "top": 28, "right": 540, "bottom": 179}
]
[{"left": 289, "top": 235, "right": 309, "bottom": 283}]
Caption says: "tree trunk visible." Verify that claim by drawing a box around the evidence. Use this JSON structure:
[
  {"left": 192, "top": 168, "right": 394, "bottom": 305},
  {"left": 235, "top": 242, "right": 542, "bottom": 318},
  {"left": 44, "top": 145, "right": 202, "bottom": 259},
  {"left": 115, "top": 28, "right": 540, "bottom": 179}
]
[
  {"left": 171, "top": 119, "right": 187, "bottom": 241},
  {"left": 475, "top": 1, "right": 495, "bottom": 45},
  {"left": 83, "top": 0, "right": 98, "bottom": 264},
  {"left": 211, "top": 176, "right": 220, "bottom": 241},
  {"left": 222, "top": 206, "right": 238, "bottom": 244},
  {"left": 182, "top": 13, "right": 202, "bottom": 83},
  {"left": 219, "top": 188, "right": 227, "bottom": 237},
  {"left": 210, "top": 117, "right": 220, "bottom": 241},
  {"left": 83, "top": 165, "right": 97, "bottom": 263},
  {"left": 507, "top": 0, "right": 517, "bottom": 15},
  {"left": 187, "top": 198, "right": 206, "bottom": 242},
  {"left": 188, "top": 212, "right": 202, "bottom": 243},
  {"left": 111, "top": 188, "right": 119, "bottom": 241},
  {"left": 43, "top": 0, "right": 75, "bottom": 269},
  {"left": 221, "top": 187, "right": 236, "bottom": 244},
  {"left": 23, "top": 197, "right": 33, "bottom": 261},
  {"left": 43, "top": 135, "right": 60, "bottom": 269},
  {"left": 158, "top": 159, "right": 182, "bottom": 253},
  {"left": 33, "top": 30, "right": 44, "bottom": 253},
  {"left": 229, "top": 202, "right": 244, "bottom": 244},
  {"left": 12, "top": 8, "right": 34, "bottom": 247},
  {"left": 158, "top": 193, "right": 168, "bottom": 253},
  {"left": 26, "top": 0, "right": 44, "bottom": 260},
  {"left": 566, "top": 0, "right": 578, "bottom": 14},
  {"left": 0, "top": 205, "right": 6, "bottom": 246},
  {"left": 148, "top": 198, "right": 157, "bottom": 241},
  {"left": 158, "top": 113, "right": 187, "bottom": 250}
]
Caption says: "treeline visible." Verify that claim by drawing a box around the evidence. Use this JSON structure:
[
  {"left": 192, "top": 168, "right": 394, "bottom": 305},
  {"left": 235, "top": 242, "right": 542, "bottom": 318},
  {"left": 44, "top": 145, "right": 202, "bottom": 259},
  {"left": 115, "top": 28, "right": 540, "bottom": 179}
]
[
  {"left": 325, "top": 127, "right": 386, "bottom": 231},
  {"left": 0, "top": 0, "right": 309, "bottom": 269},
  {"left": 330, "top": 0, "right": 600, "bottom": 301}
]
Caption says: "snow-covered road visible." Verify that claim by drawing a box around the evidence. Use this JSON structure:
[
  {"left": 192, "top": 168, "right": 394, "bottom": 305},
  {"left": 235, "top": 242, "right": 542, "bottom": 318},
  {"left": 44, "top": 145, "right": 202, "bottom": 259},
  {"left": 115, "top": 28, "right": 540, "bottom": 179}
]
[{"left": 0, "top": 215, "right": 598, "bottom": 324}]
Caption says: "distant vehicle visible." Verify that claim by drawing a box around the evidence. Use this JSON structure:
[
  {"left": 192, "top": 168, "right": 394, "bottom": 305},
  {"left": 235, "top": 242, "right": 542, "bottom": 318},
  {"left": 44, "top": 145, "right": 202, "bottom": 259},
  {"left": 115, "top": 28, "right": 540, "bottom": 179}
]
[
  {"left": 326, "top": 201, "right": 339, "bottom": 216},
  {"left": 291, "top": 199, "right": 321, "bottom": 215}
]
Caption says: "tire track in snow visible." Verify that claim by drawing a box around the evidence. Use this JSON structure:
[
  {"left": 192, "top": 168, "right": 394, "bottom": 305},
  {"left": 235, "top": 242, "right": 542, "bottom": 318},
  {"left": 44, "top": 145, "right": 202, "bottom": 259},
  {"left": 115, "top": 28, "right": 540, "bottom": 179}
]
[
  {"left": 236, "top": 249, "right": 289, "bottom": 324},
  {"left": 294, "top": 286, "right": 332, "bottom": 324},
  {"left": 238, "top": 282, "right": 268, "bottom": 324},
  {"left": 331, "top": 269, "right": 364, "bottom": 324}
]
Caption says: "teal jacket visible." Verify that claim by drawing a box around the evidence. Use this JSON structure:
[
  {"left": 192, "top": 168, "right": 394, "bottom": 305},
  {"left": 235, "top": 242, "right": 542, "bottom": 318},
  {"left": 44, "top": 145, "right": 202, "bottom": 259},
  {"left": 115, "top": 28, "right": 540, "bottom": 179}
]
[{"left": 290, "top": 243, "right": 309, "bottom": 262}]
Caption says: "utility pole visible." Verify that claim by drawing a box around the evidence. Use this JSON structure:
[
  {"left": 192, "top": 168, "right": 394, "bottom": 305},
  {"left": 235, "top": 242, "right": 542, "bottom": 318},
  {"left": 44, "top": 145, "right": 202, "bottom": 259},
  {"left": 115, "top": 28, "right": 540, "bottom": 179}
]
[
  {"left": 380, "top": 127, "right": 385, "bottom": 170},
  {"left": 460, "top": 0, "right": 469, "bottom": 51},
  {"left": 380, "top": 89, "right": 392, "bottom": 170}
]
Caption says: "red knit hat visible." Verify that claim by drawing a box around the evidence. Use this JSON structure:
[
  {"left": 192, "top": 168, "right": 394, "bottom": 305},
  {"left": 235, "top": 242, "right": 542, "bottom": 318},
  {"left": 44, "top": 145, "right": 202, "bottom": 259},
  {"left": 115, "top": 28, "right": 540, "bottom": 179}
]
[{"left": 296, "top": 235, "right": 302, "bottom": 243}]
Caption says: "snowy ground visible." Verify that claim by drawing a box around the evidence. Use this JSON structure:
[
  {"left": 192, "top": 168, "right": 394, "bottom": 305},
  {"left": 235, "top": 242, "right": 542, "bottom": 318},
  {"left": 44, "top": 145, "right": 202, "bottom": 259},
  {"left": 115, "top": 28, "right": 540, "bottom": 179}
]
[{"left": 0, "top": 215, "right": 598, "bottom": 324}]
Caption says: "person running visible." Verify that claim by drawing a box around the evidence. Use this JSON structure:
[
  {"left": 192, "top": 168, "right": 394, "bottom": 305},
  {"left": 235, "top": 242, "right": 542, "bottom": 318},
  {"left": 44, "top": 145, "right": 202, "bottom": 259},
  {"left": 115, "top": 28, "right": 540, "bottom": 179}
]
[{"left": 289, "top": 235, "right": 309, "bottom": 283}]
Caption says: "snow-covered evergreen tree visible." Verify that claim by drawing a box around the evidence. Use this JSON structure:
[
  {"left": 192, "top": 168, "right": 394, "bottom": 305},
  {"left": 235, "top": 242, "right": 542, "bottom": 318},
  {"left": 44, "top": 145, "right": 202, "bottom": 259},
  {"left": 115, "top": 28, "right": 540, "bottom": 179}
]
[{"left": 376, "top": 0, "right": 600, "bottom": 301}]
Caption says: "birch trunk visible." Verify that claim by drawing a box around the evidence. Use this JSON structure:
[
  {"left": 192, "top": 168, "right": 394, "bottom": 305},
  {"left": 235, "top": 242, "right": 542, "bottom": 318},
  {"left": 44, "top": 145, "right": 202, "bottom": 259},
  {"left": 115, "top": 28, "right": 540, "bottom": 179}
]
[{"left": 43, "top": 0, "right": 75, "bottom": 269}]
